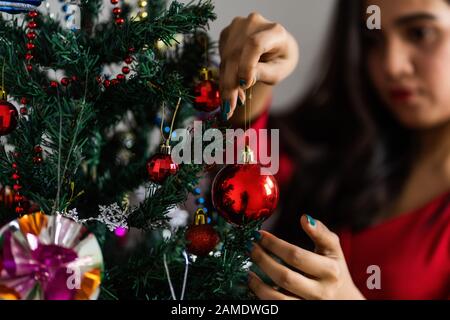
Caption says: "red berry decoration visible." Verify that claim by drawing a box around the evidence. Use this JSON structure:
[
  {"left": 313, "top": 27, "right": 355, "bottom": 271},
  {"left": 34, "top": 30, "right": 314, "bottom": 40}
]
[
  {"left": 28, "top": 11, "right": 38, "bottom": 18},
  {"left": 212, "top": 160, "right": 279, "bottom": 225},
  {"left": 194, "top": 68, "right": 221, "bottom": 112},
  {"left": 34, "top": 145, "right": 43, "bottom": 153},
  {"left": 50, "top": 81, "right": 58, "bottom": 88},
  {"left": 111, "top": 0, "right": 119, "bottom": 4},
  {"left": 115, "top": 17, "right": 125, "bottom": 25},
  {"left": 122, "top": 66, "right": 130, "bottom": 74},
  {"left": 112, "top": 7, "right": 121, "bottom": 15},
  {"left": 26, "top": 32, "right": 37, "bottom": 40},
  {"left": 20, "top": 97, "right": 28, "bottom": 105},
  {"left": 124, "top": 56, "right": 133, "bottom": 64},
  {"left": 185, "top": 209, "right": 220, "bottom": 256},
  {"left": 26, "top": 64, "right": 33, "bottom": 72},
  {"left": 26, "top": 43, "right": 35, "bottom": 50},
  {"left": 20, "top": 107, "right": 28, "bottom": 115},
  {"left": 60, "top": 77, "right": 71, "bottom": 86},
  {"left": 0, "top": 100, "right": 18, "bottom": 136},
  {"left": 28, "top": 21, "right": 37, "bottom": 29},
  {"left": 146, "top": 144, "right": 179, "bottom": 184}
]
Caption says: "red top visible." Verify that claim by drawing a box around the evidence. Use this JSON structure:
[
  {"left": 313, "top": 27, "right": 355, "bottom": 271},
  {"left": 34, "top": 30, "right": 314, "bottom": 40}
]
[{"left": 251, "top": 108, "right": 450, "bottom": 300}]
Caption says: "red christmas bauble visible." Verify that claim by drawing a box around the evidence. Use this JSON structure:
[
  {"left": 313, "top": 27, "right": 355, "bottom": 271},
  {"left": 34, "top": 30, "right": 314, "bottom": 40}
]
[
  {"left": 185, "top": 224, "right": 219, "bottom": 256},
  {"left": 0, "top": 100, "right": 18, "bottom": 136},
  {"left": 146, "top": 153, "right": 179, "bottom": 184},
  {"left": 194, "top": 80, "right": 221, "bottom": 112},
  {"left": 212, "top": 164, "right": 279, "bottom": 225}
]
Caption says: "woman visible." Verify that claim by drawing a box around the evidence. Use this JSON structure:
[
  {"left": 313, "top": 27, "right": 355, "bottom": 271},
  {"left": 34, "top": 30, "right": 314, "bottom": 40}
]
[{"left": 219, "top": 0, "right": 450, "bottom": 299}]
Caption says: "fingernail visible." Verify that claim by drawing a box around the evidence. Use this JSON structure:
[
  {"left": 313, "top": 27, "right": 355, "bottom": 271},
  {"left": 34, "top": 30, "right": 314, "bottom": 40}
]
[
  {"left": 237, "top": 97, "right": 244, "bottom": 107},
  {"left": 245, "top": 241, "right": 254, "bottom": 253},
  {"left": 306, "top": 215, "right": 316, "bottom": 227},
  {"left": 239, "top": 79, "right": 246, "bottom": 87},
  {"left": 221, "top": 100, "right": 230, "bottom": 121},
  {"left": 252, "top": 231, "right": 262, "bottom": 242}
]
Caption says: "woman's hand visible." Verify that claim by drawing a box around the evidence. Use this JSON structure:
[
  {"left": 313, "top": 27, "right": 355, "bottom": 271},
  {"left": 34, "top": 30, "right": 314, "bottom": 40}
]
[
  {"left": 219, "top": 12, "right": 299, "bottom": 120},
  {"left": 247, "top": 215, "right": 365, "bottom": 300}
]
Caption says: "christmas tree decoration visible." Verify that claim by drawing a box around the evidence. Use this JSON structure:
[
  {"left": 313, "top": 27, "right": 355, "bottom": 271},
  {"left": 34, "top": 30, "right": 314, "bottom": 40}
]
[
  {"left": 0, "top": 211, "right": 103, "bottom": 300},
  {"left": 212, "top": 146, "right": 279, "bottom": 225},
  {"left": 146, "top": 144, "right": 179, "bottom": 184},
  {"left": 194, "top": 67, "right": 221, "bottom": 112},
  {"left": 136, "top": 0, "right": 148, "bottom": 21},
  {"left": 0, "top": 99, "right": 18, "bottom": 136},
  {"left": 0, "top": 0, "right": 42, "bottom": 14},
  {"left": 185, "top": 208, "right": 219, "bottom": 256},
  {"left": 146, "top": 97, "right": 182, "bottom": 184}
]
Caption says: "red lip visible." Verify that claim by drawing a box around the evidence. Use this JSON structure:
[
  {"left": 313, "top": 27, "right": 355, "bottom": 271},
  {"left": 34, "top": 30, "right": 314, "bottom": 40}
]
[{"left": 389, "top": 88, "right": 414, "bottom": 103}]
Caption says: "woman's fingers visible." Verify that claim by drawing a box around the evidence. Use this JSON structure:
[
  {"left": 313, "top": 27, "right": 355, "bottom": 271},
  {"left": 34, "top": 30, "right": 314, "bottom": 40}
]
[
  {"left": 219, "top": 60, "right": 240, "bottom": 119},
  {"left": 248, "top": 272, "right": 299, "bottom": 300},
  {"left": 250, "top": 243, "right": 321, "bottom": 300},
  {"left": 301, "top": 215, "right": 344, "bottom": 257},
  {"left": 257, "top": 230, "right": 339, "bottom": 279},
  {"left": 238, "top": 23, "right": 287, "bottom": 88}
]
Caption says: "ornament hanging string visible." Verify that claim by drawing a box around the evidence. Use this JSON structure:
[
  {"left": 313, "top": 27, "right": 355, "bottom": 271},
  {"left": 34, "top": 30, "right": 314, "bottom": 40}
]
[
  {"left": 163, "top": 250, "right": 190, "bottom": 300},
  {"left": 160, "top": 96, "right": 182, "bottom": 146}
]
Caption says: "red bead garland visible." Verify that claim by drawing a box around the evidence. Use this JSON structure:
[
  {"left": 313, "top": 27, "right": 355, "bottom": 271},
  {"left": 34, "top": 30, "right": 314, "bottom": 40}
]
[{"left": 25, "top": 11, "right": 39, "bottom": 72}]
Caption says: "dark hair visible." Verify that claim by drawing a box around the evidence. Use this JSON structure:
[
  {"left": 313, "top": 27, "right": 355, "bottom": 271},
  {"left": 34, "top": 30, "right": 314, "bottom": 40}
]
[{"left": 271, "top": 0, "right": 418, "bottom": 244}]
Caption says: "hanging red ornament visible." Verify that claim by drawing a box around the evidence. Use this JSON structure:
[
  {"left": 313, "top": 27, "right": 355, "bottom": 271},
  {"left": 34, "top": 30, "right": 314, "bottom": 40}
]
[
  {"left": 60, "top": 77, "right": 71, "bottom": 86},
  {"left": 0, "top": 100, "right": 18, "bottom": 136},
  {"left": 185, "top": 209, "right": 220, "bottom": 256},
  {"left": 194, "top": 67, "right": 221, "bottom": 112},
  {"left": 146, "top": 144, "right": 179, "bottom": 184},
  {"left": 212, "top": 148, "right": 279, "bottom": 225}
]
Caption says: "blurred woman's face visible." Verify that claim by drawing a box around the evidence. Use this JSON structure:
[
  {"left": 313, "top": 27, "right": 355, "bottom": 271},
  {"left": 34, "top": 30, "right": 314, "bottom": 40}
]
[{"left": 366, "top": 0, "right": 450, "bottom": 129}]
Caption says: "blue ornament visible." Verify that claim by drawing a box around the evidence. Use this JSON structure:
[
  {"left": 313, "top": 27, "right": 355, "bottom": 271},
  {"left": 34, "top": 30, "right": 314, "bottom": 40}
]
[{"left": 0, "top": 0, "right": 42, "bottom": 14}]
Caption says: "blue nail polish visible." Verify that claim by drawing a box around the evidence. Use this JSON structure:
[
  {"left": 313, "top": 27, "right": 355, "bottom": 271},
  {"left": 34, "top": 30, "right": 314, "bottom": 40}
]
[
  {"left": 245, "top": 241, "right": 254, "bottom": 253},
  {"left": 306, "top": 215, "right": 316, "bottom": 227},
  {"left": 239, "top": 79, "right": 246, "bottom": 87},
  {"left": 252, "top": 231, "right": 262, "bottom": 242},
  {"left": 224, "top": 100, "right": 231, "bottom": 113}
]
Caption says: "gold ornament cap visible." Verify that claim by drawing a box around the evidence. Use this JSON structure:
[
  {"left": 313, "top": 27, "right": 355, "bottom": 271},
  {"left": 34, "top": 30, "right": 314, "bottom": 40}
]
[{"left": 159, "top": 143, "right": 172, "bottom": 155}]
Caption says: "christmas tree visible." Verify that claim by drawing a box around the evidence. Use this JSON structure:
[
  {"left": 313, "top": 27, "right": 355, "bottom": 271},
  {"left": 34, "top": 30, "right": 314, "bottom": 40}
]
[{"left": 0, "top": 0, "right": 278, "bottom": 300}]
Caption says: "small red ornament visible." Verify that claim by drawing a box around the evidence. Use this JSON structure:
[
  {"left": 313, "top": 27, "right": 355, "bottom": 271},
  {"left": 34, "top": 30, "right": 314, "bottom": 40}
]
[
  {"left": 111, "top": 79, "right": 119, "bottom": 86},
  {"left": 111, "top": 0, "right": 119, "bottom": 4},
  {"left": 0, "top": 100, "right": 18, "bottom": 136},
  {"left": 26, "top": 32, "right": 37, "bottom": 40},
  {"left": 122, "top": 66, "right": 130, "bottom": 74},
  {"left": 26, "top": 64, "right": 33, "bottom": 72},
  {"left": 15, "top": 206, "right": 24, "bottom": 215},
  {"left": 34, "top": 145, "right": 43, "bottom": 153},
  {"left": 115, "top": 17, "right": 125, "bottom": 25},
  {"left": 104, "top": 80, "right": 111, "bottom": 88},
  {"left": 28, "top": 11, "right": 39, "bottom": 18},
  {"left": 11, "top": 173, "right": 20, "bottom": 180},
  {"left": 33, "top": 156, "right": 43, "bottom": 164},
  {"left": 27, "top": 21, "right": 37, "bottom": 29},
  {"left": 20, "top": 107, "right": 28, "bottom": 115},
  {"left": 50, "top": 81, "right": 58, "bottom": 88},
  {"left": 13, "top": 184, "right": 22, "bottom": 192},
  {"left": 212, "top": 152, "right": 279, "bottom": 225},
  {"left": 194, "top": 68, "right": 221, "bottom": 112},
  {"left": 112, "top": 7, "right": 122, "bottom": 15},
  {"left": 124, "top": 56, "right": 133, "bottom": 64},
  {"left": 146, "top": 144, "right": 179, "bottom": 184},
  {"left": 25, "top": 53, "right": 33, "bottom": 61},
  {"left": 26, "top": 43, "right": 35, "bottom": 50},
  {"left": 61, "top": 77, "right": 71, "bottom": 86},
  {"left": 185, "top": 209, "right": 220, "bottom": 256},
  {"left": 117, "top": 74, "right": 126, "bottom": 81},
  {"left": 20, "top": 97, "right": 28, "bottom": 105}
]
